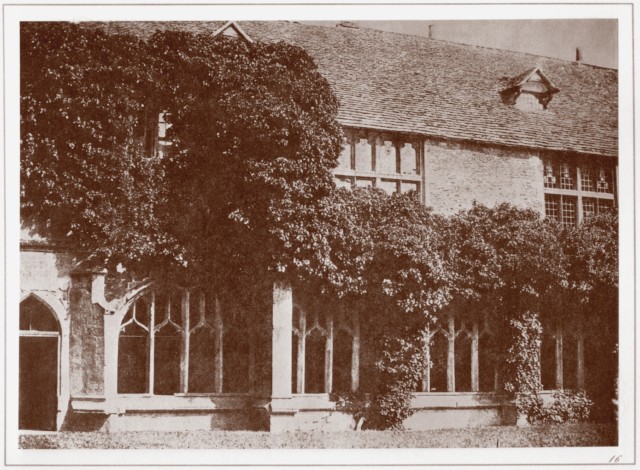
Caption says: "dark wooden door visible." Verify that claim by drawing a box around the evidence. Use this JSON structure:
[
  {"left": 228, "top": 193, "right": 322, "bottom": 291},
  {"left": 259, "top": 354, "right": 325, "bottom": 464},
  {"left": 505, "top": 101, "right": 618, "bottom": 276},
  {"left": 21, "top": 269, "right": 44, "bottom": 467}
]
[{"left": 19, "top": 336, "right": 58, "bottom": 431}]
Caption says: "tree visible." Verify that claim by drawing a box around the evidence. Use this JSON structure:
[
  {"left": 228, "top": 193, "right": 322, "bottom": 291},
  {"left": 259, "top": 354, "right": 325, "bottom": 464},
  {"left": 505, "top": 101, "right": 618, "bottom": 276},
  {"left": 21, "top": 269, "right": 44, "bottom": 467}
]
[
  {"left": 447, "top": 203, "right": 567, "bottom": 413},
  {"left": 297, "top": 188, "right": 453, "bottom": 429},
  {"left": 21, "top": 23, "right": 343, "bottom": 287},
  {"left": 561, "top": 212, "right": 618, "bottom": 421},
  {"left": 21, "top": 23, "right": 168, "bottom": 266}
]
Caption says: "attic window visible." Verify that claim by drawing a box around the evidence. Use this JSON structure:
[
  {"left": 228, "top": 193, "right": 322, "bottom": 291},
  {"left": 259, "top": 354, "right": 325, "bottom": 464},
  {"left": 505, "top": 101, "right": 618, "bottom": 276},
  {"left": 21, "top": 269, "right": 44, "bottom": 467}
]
[
  {"left": 502, "top": 67, "right": 559, "bottom": 111},
  {"left": 212, "top": 21, "right": 254, "bottom": 44}
]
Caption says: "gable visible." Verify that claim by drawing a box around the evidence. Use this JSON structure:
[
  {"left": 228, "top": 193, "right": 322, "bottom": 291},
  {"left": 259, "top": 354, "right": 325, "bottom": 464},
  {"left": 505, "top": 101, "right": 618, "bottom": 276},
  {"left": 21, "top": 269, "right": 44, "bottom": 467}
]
[{"left": 212, "top": 21, "right": 254, "bottom": 43}]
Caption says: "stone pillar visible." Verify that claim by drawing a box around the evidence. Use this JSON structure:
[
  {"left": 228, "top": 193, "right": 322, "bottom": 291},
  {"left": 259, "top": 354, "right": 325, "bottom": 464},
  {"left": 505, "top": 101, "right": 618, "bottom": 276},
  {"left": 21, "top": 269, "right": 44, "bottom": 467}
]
[
  {"left": 180, "top": 291, "right": 190, "bottom": 393},
  {"left": 555, "top": 328, "right": 564, "bottom": 389},
  {"left": 296, "top": 309, "right": 306, "bottom": 394},
  {"left": 351, "top": 311, "right": 360, "bottom": 393},
  {"left": 447, "top": 315, "right": 455, "bottom": 392},
  {"left": 422, "top": 328, "right": 430, "bottom": 392},
  {"left": 324, "top": 311, "right": 334, "bottom": 394},
  {"left": 270, "top": 281, "right": 296, "bottom": 432},
  {"left": 69, "top": 272, "right": 106, "bottom": 397},
  {"left": 471, "top": 322, "right": 479, "bottom": 392},
  {"left": 148, "top": 291, "right": 156, "bottom": 395},
  {"left": 103, "top": 312, "right": 119, "bottom": 402}
]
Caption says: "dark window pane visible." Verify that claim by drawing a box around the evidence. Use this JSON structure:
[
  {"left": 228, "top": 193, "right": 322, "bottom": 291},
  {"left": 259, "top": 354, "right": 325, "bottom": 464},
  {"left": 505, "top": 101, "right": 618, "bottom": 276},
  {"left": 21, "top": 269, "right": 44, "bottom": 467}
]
[
  {"left": 154, "top": 326, "right": 181, "bottom": 395},
  {"left": 20, "top": 296, "right": 59, "bottom": 332},
  {"left": 583, "top": 197, "right": 597, "bottom": 219},
  {"left": 305, "top": 331, "right": 325, "bottom": 393},
  {"left": 479, "top": 334, "right": 497, "bottom": 392},
  {"left": 545, "top": 195, "right": 560, "bottom": 222},
  {"left": 188, "top": 328, "right": 216, "bottom": 393},
  {"left": 563, "top": 334, "right": 578, "bottom": 389},
  {"left": 560, "top": 162, "right": 575, "bottom": 190},
  {"left": 429, "top": 331, "right": 448, "bottom": 392},
  {"left": 561, "top": 197, "right": 577, "bottom": 227},
  {"left": 455, "top": 331, "right": 472, "bottom": 392},
  {"left": 543, "top": 160, "right": 558, "bottom": 188},
  {"left": 156, "top": 290, "right": 183, "bottom": 329},
  {"left": 596, "top": 168, "right": 613, "bottom": 193},
  {"left": 333, "top": 329, "right": 353, "bottom": 393},
  {"left": 118, "top": 330, "right": 149, "bottom": 394},
  {"left": 581, "top": 166, "right": 594, "bottom": 192},
  {"left": 541, "top": 333, "right": 556, "bottom": 390},
  {"left": 223, "top": 329, "right": 250, "bottom": 393}
]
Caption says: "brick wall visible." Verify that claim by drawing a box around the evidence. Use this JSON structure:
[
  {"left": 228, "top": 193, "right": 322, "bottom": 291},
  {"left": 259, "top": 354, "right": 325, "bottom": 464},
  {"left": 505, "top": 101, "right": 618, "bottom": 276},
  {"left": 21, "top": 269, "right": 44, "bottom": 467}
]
[{"left": 424, "top": 139, "right": 545, "bottom": 215}]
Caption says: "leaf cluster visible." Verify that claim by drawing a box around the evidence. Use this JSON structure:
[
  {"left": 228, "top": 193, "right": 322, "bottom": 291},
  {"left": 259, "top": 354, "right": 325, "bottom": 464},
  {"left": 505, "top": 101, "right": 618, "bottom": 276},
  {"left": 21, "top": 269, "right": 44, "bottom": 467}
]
[{"left": 21, "top": 23, "right": 342, "bottom": 284}]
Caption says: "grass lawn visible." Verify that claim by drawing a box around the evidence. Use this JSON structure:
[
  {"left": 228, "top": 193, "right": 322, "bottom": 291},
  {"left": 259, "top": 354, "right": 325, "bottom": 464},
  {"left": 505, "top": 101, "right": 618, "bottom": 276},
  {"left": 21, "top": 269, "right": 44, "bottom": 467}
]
[{"left": 19, "top": 423, "right": 616, "bottom": 449}]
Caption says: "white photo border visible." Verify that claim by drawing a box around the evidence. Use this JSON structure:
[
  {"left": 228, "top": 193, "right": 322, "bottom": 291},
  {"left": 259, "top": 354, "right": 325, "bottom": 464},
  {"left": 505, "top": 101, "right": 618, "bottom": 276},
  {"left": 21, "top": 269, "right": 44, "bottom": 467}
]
[{"left": 3, "top": 1, "right": 635, "bottom": 467}]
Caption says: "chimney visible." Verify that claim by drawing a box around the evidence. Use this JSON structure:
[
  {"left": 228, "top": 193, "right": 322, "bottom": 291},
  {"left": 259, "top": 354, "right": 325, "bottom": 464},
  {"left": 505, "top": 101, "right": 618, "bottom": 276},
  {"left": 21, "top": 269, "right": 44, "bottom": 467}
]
[
  {"left": 428, "top": 24, "right": 434, "bottom": 39},
  {"left": 576, "top": 47, "right": 583, "bottom": 62}
]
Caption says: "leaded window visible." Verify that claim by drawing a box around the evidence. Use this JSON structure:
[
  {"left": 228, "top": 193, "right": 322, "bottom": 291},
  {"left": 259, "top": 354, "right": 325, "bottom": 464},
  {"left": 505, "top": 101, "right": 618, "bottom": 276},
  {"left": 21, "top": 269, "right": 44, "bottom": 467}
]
[
  {"left": 423, "top": 314, "right": 496, "bottom": 393},
  {"left": 291, "top": 297, "right": 360, "bottom": 394},
  {"left": 333, "top": 128, "right": 423, "bottom": 198},
  {"left": 117, "top": 285, "right": 268, "bottom": 395},
  {"left": 542, "top": 156, "right": 616, "bottom": 226}
]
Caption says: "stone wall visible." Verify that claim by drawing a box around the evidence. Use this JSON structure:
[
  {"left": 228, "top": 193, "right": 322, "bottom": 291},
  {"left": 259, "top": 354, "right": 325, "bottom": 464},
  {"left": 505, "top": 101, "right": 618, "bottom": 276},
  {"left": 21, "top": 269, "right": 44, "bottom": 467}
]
[
  {"left": 20, "top": 248, "right": 75, "bottom": 300},
  {"left": 69, "top": 274, "right": 106, "bottom": 396},
  {"left": 424, "top": 139, "right": 545, "bottom": 215}
]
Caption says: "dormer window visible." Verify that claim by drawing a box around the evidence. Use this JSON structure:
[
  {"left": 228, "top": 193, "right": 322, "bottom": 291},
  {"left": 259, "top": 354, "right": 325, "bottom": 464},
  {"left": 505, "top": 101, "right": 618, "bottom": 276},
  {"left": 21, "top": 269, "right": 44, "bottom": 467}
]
[
  {"left": 212, "top": 21, "right": 254, "bottom": 44},
  {"left": 501, "top": 67, "right": 559, "bottom": 111},
  {"left": 543, "top": 163, "right": 556, "bottom": 186}
]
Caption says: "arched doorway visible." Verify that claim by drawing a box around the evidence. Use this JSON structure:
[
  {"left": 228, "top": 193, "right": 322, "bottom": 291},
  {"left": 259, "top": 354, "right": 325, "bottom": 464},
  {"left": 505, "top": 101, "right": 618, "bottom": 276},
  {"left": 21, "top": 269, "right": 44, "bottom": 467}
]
[{"left": 19, "top": 295, "right": 61, "bottom": 431}]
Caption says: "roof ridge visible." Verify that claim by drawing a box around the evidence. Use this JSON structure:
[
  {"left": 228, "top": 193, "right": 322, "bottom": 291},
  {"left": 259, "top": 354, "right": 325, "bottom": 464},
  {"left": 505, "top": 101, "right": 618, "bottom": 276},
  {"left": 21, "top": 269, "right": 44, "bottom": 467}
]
[{"left": 280, "top": 21, "right": 617, "bottom": 72}]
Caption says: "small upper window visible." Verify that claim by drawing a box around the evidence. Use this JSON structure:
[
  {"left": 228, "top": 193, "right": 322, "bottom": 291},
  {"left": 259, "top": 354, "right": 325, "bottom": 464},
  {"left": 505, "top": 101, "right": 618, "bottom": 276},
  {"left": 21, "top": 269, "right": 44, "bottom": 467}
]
[
  {"left": 501, "top": 67, "right": 559, "bottom": 111},
  {"left": 212, "top": 21, "right": 254, "bottom": 44}
]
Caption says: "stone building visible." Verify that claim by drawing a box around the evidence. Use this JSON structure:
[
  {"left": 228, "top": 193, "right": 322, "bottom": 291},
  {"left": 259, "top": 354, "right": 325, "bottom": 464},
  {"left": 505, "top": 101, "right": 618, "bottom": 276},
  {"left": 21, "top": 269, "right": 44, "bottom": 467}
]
[{"left": 19, "top": 21, "right": 618, "bottom": 432}]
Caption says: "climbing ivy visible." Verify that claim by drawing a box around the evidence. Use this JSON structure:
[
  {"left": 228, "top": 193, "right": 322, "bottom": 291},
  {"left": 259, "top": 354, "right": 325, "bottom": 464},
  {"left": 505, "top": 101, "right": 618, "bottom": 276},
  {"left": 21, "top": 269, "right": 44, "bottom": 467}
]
[
  {"left": 21, "top": 23, "right": 617, "bottom": 430},
  {"left": 502, "top": 311, "right": 544, "bottom": 421}
]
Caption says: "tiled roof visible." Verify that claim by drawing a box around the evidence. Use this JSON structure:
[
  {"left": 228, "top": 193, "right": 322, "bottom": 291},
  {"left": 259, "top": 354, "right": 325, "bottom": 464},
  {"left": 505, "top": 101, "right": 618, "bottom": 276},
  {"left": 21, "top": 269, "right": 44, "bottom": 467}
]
[
  {"left": 91, "top": 21, "right": 618, "bottom": 157},
  {"left": 505, "top": 66, "right": 559, "bottom": 93}
]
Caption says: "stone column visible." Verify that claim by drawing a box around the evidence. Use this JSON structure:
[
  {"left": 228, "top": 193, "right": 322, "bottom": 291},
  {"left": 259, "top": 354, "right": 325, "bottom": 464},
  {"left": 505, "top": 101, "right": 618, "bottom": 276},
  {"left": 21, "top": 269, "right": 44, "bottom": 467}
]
[
  {"left": 351, "top": 311, "right": 360, "bottom": 393},
  {"left": 270, "top": 281, "right": 296, "bottom": 432},
  {"left": 422, "top": 328, "right": 431, "bottom": 392},
  {"left": 69, "top": 272, "right": 106, "bottom": 398},
  {"left": 324, "top": 311, "right": 334, "bottom": 394},
  {"left": 471, "top": 322, "right": 479, "bottom": 392},
  {"left": 148, "top": 291, "right": 156, "bottom": 395},
  {"left": 296, "top": 309, "right": 306, "bottom": 394},
  {"left": 180, "top": 291, "right": 190, "bottom": 393},
  {"left": 447, "top": 315, "right": 455, "bottom": 392}
]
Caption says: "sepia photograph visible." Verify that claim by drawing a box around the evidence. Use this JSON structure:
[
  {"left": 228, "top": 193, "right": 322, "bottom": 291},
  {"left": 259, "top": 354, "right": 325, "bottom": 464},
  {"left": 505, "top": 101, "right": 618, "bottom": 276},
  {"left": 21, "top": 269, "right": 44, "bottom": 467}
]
[{"left": 5, "top": 2, "right": 634, "bottom": 467}]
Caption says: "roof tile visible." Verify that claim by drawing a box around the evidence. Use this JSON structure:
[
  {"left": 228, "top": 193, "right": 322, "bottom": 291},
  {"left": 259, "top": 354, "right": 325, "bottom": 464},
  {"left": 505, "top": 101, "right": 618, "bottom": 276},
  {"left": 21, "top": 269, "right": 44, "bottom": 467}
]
[{"left": 91, "top": 20, "right": 618, "bottom": 157}]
